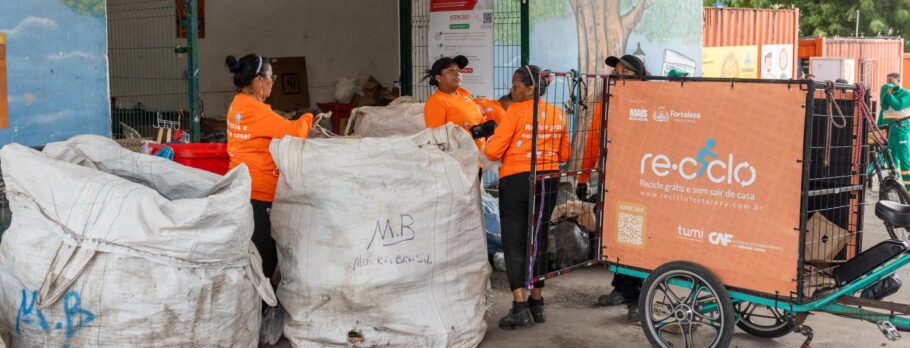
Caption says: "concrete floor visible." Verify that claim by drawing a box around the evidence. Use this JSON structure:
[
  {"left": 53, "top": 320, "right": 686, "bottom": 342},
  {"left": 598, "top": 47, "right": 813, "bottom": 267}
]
[{"left": 269, "top": 191, "right": 910, "bottom": 348}]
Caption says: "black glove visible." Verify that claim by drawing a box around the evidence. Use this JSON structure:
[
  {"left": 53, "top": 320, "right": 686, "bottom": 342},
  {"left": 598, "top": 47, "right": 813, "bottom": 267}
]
[
  {"left": 470, "top": 120, "right": 497, "bottom": 139},
  {"left": 576, "top": 183, "right": 588, "bottom": 201}
]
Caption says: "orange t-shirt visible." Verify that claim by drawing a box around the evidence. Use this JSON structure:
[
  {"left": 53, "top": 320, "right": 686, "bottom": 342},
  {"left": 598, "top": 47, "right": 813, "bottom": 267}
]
[
  {"left": 579, "top": 102, "right": 604, "bottom": 184},
  {"left": 226, "top": 93, "right": 313, "bottom": 202},
  {"left": 473, "top": 98, "right": 506, "bottom": 124},
  {"left": 484, "top": 99, "right": 571, "bottom": 178},
  {"left": 424, "top": 88, "right": 485, "bottom": 150}
]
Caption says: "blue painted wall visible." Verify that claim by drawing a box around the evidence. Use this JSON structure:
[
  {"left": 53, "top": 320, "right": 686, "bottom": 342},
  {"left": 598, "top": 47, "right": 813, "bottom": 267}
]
[{"left": 0, "top": 0, "right": 110, "bottom": 147}]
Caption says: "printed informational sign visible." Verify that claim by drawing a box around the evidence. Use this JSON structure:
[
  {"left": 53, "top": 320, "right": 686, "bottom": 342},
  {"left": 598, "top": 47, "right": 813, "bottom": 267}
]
[
  {"left": 429, "top": 0, "right": 494, "bottom": 98},
  {"left": 603, "top": 80, "right": 806, "bottom": 295},
  {"left": 760, "top": 44, "right": 794, "bottom": 79},
  {"left": 702, "top": 45, "right": 759, "bottom": 78},
  {"left": 0, "top": 32, "right": 8, "bottom": 129}
]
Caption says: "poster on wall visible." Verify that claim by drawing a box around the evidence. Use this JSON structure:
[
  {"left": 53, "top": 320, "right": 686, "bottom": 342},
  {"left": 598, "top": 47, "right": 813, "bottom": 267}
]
[
  {"left": 761, "top": 44, "right": 794, "bottom": 79},
  {"left": 603, "top": 80, "right": 806, "bottom": 295},
  {"left": 702, "top": 45, "right": 759, "bottom": 78},
  {"left": 0, "top": 32, "right": 7, "bottom": 128},
  {"left": 428, "top": 0, "right": 494, "bottom": 98}
]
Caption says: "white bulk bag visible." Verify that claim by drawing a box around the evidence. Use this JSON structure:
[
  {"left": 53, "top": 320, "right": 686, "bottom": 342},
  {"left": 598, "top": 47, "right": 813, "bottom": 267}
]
[
  {"left": 0, "top": 135, "right": 275, "bottom": 347},
  {"left": 271, "top": 124, "right": 490, "bottom": 347}
]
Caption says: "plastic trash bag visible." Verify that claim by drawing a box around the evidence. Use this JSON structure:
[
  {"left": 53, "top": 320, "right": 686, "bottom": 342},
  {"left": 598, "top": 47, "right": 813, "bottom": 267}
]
[
  {"left": 482, "top": 192, "right": 502, "bottom": 256},
  {"left": 548, "top": 221, "right": 592, "bottom": 271}
]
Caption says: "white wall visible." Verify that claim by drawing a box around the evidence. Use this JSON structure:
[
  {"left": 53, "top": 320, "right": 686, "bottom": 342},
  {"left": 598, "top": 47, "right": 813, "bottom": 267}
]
[{"left": 200, "top": 0, "right": 400, "bottom": 118}]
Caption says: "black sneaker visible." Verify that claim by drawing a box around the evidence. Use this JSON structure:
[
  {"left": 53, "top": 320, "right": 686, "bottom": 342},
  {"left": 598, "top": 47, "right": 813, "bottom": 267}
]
[
  {"left": 499, "top": 305, "right": 534, "bottom": 330},
  {"left": 529, "top": 297, "right": 546, "bottom": 323},
  {"left": 597, "top": 290, "right": 628, "bottom": 306},
  {"left": 626, "top": 302, "right": 641, "bottom": 322}
]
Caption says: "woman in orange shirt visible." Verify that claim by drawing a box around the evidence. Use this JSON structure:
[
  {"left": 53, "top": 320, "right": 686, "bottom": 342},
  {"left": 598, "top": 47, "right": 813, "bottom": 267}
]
[
  {"left": 485, "top": 65, "right": 570, "bottom": 330},
  {"left": 424, "top": 55, "right": 497, "bottom": 148},
  {"left": 224, "top": 54, "right": 313, "bottom": 287}
]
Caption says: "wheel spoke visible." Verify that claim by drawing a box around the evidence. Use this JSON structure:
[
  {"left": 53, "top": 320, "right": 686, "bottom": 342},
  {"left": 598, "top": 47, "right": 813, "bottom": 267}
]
[
  {"left": 747, "top": 302, "right": 760, "bottom": 317},
  {"left": 686, "top": 281, "right": 705, "bottom": 307},
  {"left": 653, "top": 315, "right": 678, "bottom": 330},
  {"left": 737, "top": 302, "right": 754, "bottom": 320},
  {"left": 658, "top": 280, "right": 682, "bottom": 307},
  {"left": 694, "top": 315, "right": 723, "bottom": 332},
  {"left": 683, "top": 324, "right": 696, "bottom": 348}
]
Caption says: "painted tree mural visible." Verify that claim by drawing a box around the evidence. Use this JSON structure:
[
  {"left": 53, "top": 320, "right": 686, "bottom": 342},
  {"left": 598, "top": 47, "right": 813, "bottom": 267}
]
[
  {"left": 570, "top": 0, "right": 649, "bottom": 75},
  {"left": 59, "top": 0, "right": 106, "bottom": 19},
  {"left": 564, "top": 0, "right": 701, "bottom": 168}
]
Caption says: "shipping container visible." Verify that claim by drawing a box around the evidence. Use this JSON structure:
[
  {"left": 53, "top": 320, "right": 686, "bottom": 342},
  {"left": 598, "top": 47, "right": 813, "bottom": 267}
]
[
  {"left": 703, "top": 7, "right": 800, "bottom": 79},
  {"left": 798, "top": 37, "right": 904, "bottom": 104},
  {"left": 903, "top": 53, "right": 910, "bottom": 90}
]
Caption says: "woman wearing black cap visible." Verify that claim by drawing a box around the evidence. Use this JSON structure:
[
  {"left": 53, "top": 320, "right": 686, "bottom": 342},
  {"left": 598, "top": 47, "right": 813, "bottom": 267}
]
[
  {"left": 424, "top": 55, "right": 497, "bottom": 149},
  {"left": 577, "top": 54, "right": 647, "bottom": 322}
]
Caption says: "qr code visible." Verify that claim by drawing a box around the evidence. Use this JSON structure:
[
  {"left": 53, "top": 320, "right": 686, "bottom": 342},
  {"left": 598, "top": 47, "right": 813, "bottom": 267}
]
[
  {"left": 617, "top": 212, "right": 644, "bottom": 246},
  {"left": 483, "top": 12, "right": 493, "bottom": 24}
]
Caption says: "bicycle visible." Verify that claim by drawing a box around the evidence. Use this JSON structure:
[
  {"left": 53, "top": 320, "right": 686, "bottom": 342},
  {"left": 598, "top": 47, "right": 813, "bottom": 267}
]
[{"left": 867, "top": 116, "right": 910, "bottom": 240}]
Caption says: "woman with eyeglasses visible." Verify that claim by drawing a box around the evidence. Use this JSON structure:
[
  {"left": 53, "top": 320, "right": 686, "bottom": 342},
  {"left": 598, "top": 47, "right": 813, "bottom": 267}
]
[
  {"left": 424, "top": 55, "right": 497, "bottom": 150},
  {"left": 224, "top": 54, "right": 313, "bottom": 290}
]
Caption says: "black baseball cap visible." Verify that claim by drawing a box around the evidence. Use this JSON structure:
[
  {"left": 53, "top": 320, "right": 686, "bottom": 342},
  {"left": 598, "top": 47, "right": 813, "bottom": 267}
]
[
  {"left": 431, "top": 55, "right": 469, "bottom": 76},
  {"left": 606, "top": 55, "right": 647, "bottom": 76}
]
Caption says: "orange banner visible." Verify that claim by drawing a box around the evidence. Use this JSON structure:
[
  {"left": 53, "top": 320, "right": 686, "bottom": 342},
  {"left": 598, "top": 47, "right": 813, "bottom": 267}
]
[{"left": 603, "top": 80, "right": 806, "bottom": 295}]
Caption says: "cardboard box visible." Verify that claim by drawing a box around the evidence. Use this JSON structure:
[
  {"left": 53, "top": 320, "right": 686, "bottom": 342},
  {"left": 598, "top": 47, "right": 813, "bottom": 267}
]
[{"left": 267, "top": 56, "right": 310, "bottom": 112}]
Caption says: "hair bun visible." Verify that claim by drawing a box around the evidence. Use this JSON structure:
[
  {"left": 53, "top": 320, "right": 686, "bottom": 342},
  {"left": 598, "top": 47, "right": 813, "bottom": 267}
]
[{"left": 225, "top": 55, "right": 240, "bottom": 73}]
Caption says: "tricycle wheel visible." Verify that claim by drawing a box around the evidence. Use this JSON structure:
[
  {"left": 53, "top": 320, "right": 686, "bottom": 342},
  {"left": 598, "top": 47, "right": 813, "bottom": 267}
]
[
  {"left": 639, "top": 261, "right": 734, "bottom": 348},
  {"left": 734, "top": 302, "right": 791, "bottom": 338}
]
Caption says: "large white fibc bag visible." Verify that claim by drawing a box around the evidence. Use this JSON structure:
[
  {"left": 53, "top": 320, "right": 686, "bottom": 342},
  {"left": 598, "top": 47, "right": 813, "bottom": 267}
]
[
  {"left": 271, "top": 124, "right": 491, "bottom": 348},
  {"left": 344, "top": 96, "right": 426, "bottom": 137},
  {"left": 0, "top": 135, "right": 276, "bottom": 347}
]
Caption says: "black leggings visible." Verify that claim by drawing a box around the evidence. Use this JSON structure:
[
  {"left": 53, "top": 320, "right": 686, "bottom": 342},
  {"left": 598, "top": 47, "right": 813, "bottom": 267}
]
[
  {"left": 251, "top": 200, "right": 278, "bottom": 278},
  {"left": 499, "top": 172, "right": 559, "bottom": 292}
]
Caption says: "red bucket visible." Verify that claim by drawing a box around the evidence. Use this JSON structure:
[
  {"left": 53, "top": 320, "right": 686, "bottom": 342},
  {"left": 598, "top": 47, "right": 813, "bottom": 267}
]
[
  {"left": 149, "top": 143, "right": 229, "bottom": 175},
  {"left": 316, "top": 102, "right": 354, "bottom": 133}
]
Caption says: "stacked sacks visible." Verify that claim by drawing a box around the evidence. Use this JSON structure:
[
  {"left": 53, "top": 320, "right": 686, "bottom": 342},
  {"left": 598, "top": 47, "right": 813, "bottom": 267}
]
[{"left": 0, "top": 136, "right": 275, "bottom": 347}]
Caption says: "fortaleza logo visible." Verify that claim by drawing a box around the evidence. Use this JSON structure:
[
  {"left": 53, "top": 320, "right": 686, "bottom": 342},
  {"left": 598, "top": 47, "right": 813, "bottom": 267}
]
[
  {"left": 653, "top": 107, "right": 669, "bottom": 122},
  {"left": 629, "top": 105, "right": 701, "bottom": 122},
  {"left": 640, "top": 138, "right": 757, "bottom": 187}
]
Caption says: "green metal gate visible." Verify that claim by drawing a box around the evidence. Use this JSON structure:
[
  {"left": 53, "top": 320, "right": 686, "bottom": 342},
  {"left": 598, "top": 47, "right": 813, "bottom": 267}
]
[
  {"left": 107, "top": 0, "right": 200, "bottom": 142},
  {"left": 400, "top": 0, "right": 529, "bottom": 100}
]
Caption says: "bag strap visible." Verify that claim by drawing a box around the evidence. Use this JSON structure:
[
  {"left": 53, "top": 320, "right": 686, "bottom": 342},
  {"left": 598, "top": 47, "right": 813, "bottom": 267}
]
[
  {"left": 36, "top": 242, "right": 97, "bottom": 308},
  {"left": 245, "top": 244, "right": 277, "bottom": 306}
]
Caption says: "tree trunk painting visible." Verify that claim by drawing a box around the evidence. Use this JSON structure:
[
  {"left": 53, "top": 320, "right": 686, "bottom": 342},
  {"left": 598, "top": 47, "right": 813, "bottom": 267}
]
[
  {"left": 570, "top": 0, "right": 647, "bottom": 75},
  {"left": 568, "top": 0, "right": 648, "bottom": 172}
]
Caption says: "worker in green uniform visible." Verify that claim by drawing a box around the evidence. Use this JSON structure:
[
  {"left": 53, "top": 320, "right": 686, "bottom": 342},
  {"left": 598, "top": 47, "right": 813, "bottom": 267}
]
[{"left": 879, "top": 72, "right": 910, "bottom": 189}]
